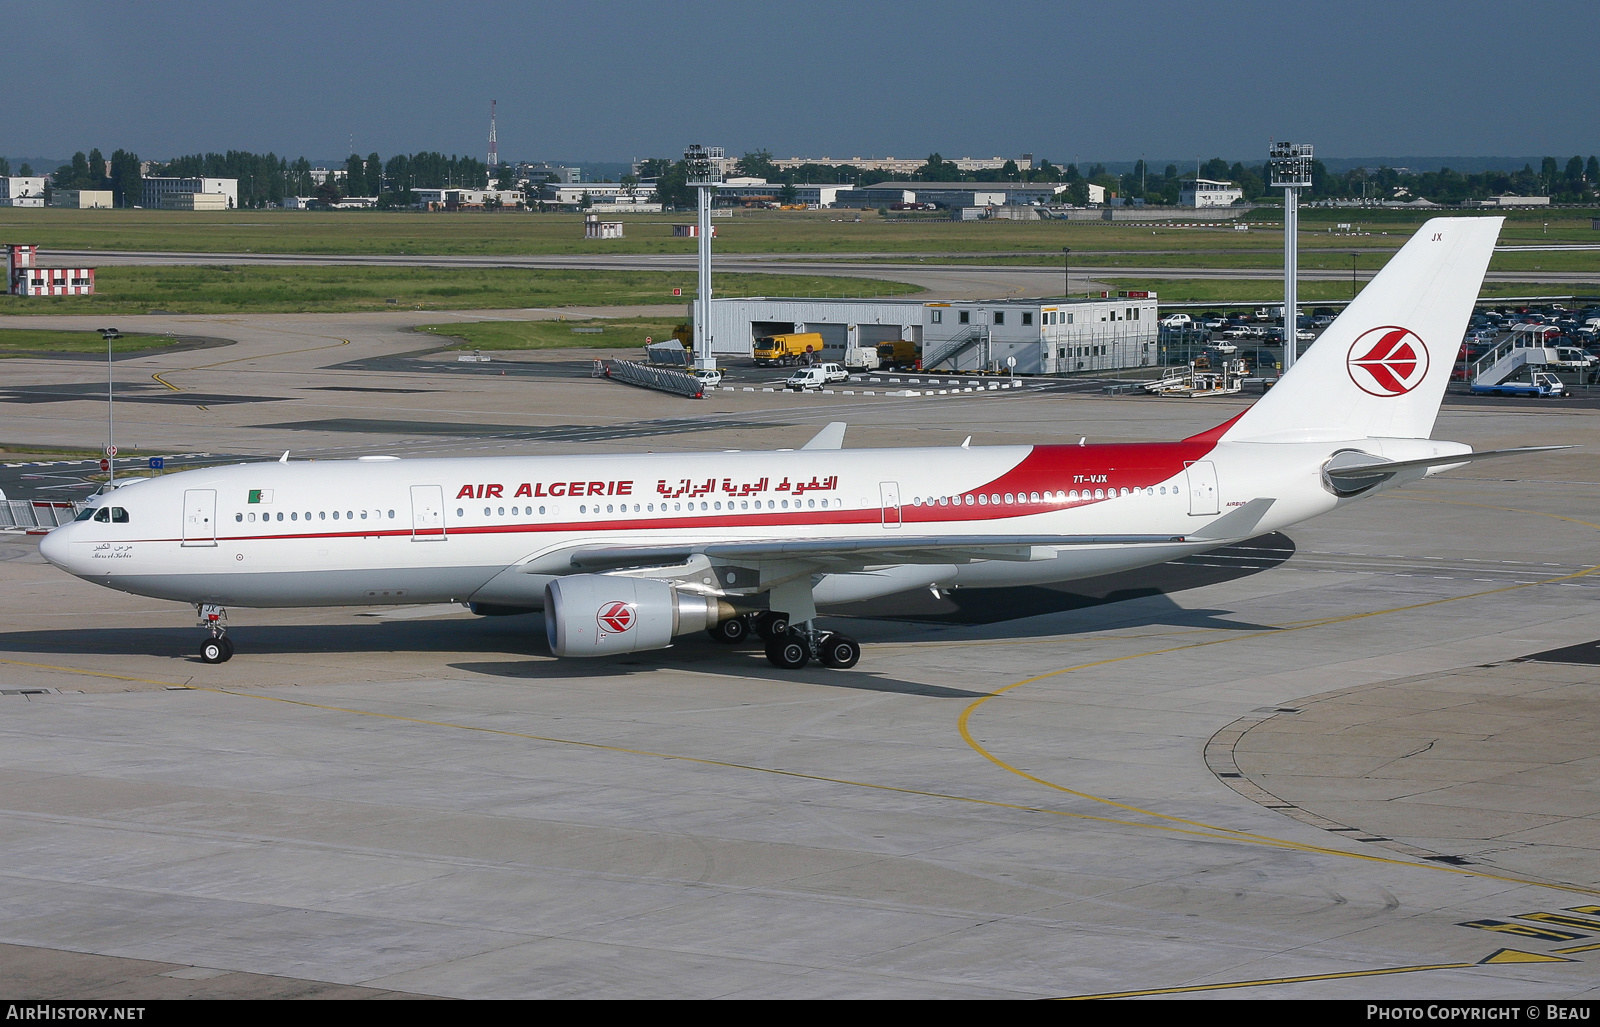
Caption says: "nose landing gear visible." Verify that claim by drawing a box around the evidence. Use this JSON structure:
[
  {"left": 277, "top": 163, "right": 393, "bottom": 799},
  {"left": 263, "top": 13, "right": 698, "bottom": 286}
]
[{"left": 197, "top": 604, "right": 233, "bottom": 663}]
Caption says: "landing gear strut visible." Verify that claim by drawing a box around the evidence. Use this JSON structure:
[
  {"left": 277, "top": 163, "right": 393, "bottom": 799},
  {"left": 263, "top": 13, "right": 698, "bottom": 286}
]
[{"left": 197, "top": 604, "right": 233, "bottom": 664}]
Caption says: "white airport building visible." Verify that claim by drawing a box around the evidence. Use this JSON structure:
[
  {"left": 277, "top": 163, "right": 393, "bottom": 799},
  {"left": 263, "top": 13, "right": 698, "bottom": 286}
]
[
  {"left": 0, "top": 176, "right": 48, "bottom": 207},
  {"left": 691, "top": 295, "right": 1159, "bottom": 374},
  {"left": 715, "top": 178, "right": 852, "bottom": 207},
  {"left": 538, "top": 183, "right": 658, "bottom": 211},
  {"left": 834, "top": 181, "right": 1068, "bottom": 209},
  {"left": 772, "top": 156, "right": 1017, "bottom": 174},
  {"left": 141, "top": 177, "right": 238, "bottom": 210},
  {"left": 1180, "top": 178, "right": 1243, "bottom": 207}
]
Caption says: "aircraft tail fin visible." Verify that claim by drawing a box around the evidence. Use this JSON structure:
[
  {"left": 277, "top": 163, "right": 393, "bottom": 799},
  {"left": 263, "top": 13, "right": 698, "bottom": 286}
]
[{"left": 1220, "top": 216, "right": 1503, "bottom": 443}]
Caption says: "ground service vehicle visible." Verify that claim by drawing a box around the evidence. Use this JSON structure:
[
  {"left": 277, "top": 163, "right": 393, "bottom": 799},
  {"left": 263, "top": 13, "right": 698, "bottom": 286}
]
[
  {"left": 876, "top": 339, "right": 920, "bottom": 370},
  {"left": 753, "top": 333, "right": 824, "bottom": 366},
  {"left": 784, "top": 367, "right": 828, "bottom": 391},
  {"left": 843, "top": 346, "right": 881, "bottom": 372},
  {"left": 1471, "top": 371, "right": 1566, "bottom": 397},
  {"left": 42, "top": 218, "right": 1565, "bottom": 673}
]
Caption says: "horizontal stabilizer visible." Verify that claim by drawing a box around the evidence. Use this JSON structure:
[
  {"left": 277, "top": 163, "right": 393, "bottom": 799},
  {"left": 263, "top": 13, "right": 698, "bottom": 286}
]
[{"left": 1323, "top": 445, "right": 1572, "bottom": 495}]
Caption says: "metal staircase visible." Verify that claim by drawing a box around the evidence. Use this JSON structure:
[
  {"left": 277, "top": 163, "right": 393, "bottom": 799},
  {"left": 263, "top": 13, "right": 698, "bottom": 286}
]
[
  {"left": 1471, "top": 335, "right": 1559, "bottom": 388},
  {"left": 922, "top": 325, "right": 989, "bottom": 370}
]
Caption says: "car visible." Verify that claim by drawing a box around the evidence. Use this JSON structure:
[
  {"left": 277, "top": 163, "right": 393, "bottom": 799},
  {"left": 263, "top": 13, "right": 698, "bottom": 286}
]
[
  {"left": 689, "top": 367, "right": 723, "bottom": 388},
  {"left": 817, "top": 362, "right": 849, "bottom": 383},
  {"left": 784, "top": 367, "right": 828, "bottom": 391},
  {"left": 1159, "top": 313, "right": 1192, "bottom": 328}
]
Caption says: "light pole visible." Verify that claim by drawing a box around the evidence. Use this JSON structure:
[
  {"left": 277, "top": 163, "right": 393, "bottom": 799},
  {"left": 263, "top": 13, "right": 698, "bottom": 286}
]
[
  {"left": 1269, "top": 141, "right": 1313, "bottom": 369},
  {"left": 685, "top": 144, "right": 723, "bottom": 372},
  {"left": 1062, "top": 247, "right": 1071, "bottom": 297},
  {"left": 101, "top": 328, "right": 116, "bottom": 487}
]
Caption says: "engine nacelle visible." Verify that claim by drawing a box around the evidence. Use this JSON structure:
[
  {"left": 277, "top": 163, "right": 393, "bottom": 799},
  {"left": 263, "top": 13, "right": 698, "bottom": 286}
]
[{"left": 544, "top": 575, "right": 735, "bottom": 657}]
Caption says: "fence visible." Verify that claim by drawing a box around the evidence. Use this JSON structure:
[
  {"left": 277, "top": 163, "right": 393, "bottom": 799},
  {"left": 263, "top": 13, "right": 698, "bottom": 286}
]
[
  {"left": 592, "top": 359, "right": 703, "bottom": 399},
  {"left": 0, "top": 500, "right": 81, "bottom": 532}
]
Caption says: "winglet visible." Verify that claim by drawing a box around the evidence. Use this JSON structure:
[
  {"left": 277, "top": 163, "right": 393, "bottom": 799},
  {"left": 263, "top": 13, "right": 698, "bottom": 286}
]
[
  {"left": 279, "top": 451, "right": 289, "bottom": 463},
  {"left": 801, "top": 422, "right": 847, "bottom": 450}
]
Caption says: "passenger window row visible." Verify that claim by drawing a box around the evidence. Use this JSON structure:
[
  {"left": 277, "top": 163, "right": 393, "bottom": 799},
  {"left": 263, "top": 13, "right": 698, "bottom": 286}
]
[
  {"left": 235, "top": 509, "right": 397, "bottom": 524},
  {"left": 912, "top": 486, "right": 1174, "bottom": 507},
  {"left": 455, "top": 498, "right": 837, "bottom": 520}
]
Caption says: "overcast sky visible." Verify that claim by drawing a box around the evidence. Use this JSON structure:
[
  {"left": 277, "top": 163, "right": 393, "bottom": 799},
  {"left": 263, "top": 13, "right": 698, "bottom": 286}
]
[{"left": 3, "top": 0, "right": 1596, "bottom": 166}]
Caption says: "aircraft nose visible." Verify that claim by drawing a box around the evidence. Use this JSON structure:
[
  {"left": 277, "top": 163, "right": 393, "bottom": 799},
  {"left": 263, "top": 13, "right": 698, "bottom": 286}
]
[{"left": 38, "top": 524, "right": 72, "bottom": 568}]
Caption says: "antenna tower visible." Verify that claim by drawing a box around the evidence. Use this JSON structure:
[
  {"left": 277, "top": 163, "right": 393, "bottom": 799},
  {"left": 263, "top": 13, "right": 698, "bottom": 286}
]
[{"left": 487, "top": 100, "right": 498, "bottom": 171}]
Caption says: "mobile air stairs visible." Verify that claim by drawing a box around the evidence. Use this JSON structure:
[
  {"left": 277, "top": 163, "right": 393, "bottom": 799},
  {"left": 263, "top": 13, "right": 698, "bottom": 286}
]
[
  {"left": 922, "top": 325, "right": 989, "bottom": 371},
  {"left": 1142, "top": 358, "right": 1248, "bottom": 397},
  {"left": 1470, "top": 329, "right": 1567, "bottom": 390}
]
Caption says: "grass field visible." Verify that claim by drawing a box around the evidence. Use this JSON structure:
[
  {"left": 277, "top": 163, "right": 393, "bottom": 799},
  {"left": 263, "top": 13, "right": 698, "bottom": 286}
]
[
  {"left": 415, "top": 318, "right": 686, "bottom": 351},
  {"left": 3, "top": 207, "right": 1595, "bottom": 260},
  {"left": 0, "top": 265, "right": 920, "bottom": 315},
  {"left": 0, "top": 328, "right": 183, "bottom": 356}
]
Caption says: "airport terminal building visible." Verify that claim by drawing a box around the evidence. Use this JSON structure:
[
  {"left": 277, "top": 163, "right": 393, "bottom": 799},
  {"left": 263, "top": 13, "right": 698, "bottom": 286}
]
[{"left": 693, "top": 295, "right": 1158, "bottom": 373}]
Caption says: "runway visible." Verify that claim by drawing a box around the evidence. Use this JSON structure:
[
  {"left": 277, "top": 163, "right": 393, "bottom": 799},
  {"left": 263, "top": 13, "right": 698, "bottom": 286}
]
[
  {"left": 2, "top": 310, "right": 1600, "bottom": 998},
  {"left": 50, "top": 248, "right": 1600, "bottom": 294}
]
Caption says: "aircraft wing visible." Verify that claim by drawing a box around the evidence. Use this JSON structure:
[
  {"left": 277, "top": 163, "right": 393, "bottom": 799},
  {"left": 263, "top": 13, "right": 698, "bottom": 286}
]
[{"left": 566, "top": 533, "right": 1188, "bottom": 572}]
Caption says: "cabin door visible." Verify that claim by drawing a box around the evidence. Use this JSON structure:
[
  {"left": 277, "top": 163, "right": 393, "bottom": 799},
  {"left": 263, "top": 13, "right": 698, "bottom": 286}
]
[
  {"left": 181, "top": 489, "right": 217, "bottom": 547},
  {"left": 880, "top": 482, "right": 903, "bottom": 528},
  {"left": 410, "top": 485, "right": 446, "bottom": 540},
  {"left": 1185, "top": 461, "right": 1220, "bottom": 516}
]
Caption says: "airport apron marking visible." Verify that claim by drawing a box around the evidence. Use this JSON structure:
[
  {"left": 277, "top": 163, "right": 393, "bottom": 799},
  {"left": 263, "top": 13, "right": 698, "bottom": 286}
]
[
  {"left": 1057, "top": 961, "right": 1477, "bottom": 1000},
  {"left": 956, "top": 494, "right": 1600, "bottom": 896}
]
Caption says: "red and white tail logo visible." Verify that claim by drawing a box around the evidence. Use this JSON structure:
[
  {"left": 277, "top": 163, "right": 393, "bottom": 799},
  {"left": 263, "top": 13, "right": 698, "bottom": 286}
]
[{"left": 1347, "top": 326, "right": 1429, "bottom": 397}]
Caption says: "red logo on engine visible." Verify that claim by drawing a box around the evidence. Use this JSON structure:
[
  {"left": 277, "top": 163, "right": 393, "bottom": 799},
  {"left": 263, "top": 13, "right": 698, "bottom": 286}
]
[
  {"left": 1347, "top": 327, "right": 1429, "bottom": 396},
  {"left": 597, "top": 601, "right": 634, "bottom": 634}
]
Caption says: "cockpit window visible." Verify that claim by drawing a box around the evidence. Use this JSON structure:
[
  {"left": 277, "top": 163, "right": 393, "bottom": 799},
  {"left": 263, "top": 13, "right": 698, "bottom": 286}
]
[
  {"left": 111, "top": 507, "right": 129, "bottom": 523},
  {"left": 75, "top": 508, "right": 96, "bottom": 521},
  {"left": 93, "top": 508, "right": 109, "bottom": 522}
]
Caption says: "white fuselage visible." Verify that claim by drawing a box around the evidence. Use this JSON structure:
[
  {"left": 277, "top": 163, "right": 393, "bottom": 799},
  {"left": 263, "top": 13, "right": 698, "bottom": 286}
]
[{"left": 38, "top": 435, "right": 1466, "bottom": 611}]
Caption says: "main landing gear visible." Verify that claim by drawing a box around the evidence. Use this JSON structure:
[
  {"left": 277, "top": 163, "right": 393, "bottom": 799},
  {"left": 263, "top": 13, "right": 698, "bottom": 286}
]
[
  {"left": 704, "top": 611, "right": 862, "bottom": 670},
  {"left": 764, "top": 624, "right": 861, "bottom": 670},
  {"left": 197, "top": 604, "right": 234, "bottom": 664}
]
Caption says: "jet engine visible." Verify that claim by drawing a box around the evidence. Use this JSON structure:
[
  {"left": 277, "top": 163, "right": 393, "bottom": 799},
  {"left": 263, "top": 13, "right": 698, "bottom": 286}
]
[{"left": 544, "top": 575, "right": 736, "bottom": 657}]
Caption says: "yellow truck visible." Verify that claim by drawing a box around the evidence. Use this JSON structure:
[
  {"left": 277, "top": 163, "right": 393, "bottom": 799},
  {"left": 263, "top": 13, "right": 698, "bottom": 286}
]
[
  {"left": 752, "top": 332, "right": 825, "bottom": 366},
  {"left": 875, "top": 339, "right": 921, "bottom": 370}
]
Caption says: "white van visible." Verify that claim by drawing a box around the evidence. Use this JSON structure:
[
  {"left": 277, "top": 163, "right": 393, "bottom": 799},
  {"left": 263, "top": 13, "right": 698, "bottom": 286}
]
[{"left": 785, "top": 367, "right": 828, "bottom": 391}]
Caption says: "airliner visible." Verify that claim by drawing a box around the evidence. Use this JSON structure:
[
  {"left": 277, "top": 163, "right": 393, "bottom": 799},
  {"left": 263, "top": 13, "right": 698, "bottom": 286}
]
[{"left": 40, "top": 217, "right": 1558, "bottom": 669}]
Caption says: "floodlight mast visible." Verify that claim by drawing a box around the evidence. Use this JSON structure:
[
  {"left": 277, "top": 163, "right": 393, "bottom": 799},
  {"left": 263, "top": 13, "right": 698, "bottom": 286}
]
[
  {"left": 685, "top": 144, "right": 723, "bottom": 371},
  {"left": 1269, "top": 141, "right": 1313, "bottom": 369}
]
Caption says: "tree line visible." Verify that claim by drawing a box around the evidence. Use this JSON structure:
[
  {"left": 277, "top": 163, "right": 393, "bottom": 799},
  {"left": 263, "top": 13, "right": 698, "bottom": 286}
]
[
  {"left": 22, "top": 148, "right": 494, "bottom": 208},
  {"left": 641, "top": 150, "right": 1600, "bottom": 208}
]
